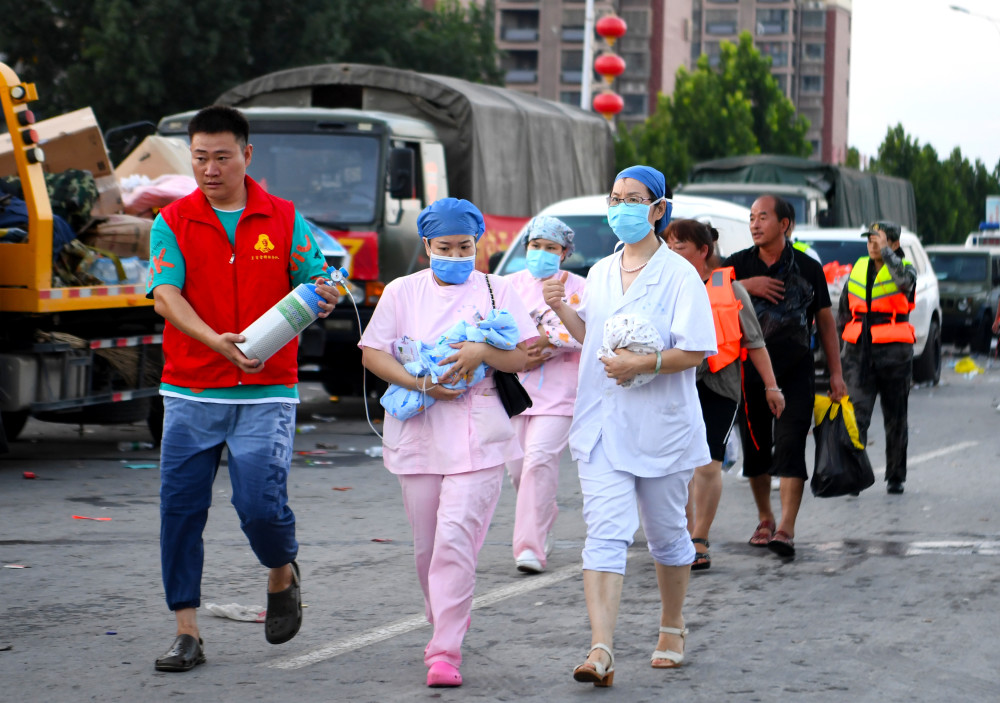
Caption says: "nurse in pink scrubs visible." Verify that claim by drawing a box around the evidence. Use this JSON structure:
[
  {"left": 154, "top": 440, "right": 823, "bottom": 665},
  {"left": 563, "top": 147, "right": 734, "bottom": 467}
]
[
  {"left": 360, "top": 198, "right": 535, "bottom": 689},
  {"left": 504, "top": 216, "right": 586, "bottom": 574}
]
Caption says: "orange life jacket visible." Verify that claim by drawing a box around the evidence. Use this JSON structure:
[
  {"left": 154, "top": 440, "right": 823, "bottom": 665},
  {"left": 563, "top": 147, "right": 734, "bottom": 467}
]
[
  {"left": 842, "top": 256, "right": 915, "bottom": 344},
  {"left": 706, "top": 267, "right": 744, "bottom": 372}
]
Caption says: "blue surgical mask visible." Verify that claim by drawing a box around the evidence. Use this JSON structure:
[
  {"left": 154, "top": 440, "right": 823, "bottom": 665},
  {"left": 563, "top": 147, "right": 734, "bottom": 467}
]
[
  {"left": 429, "top": 252, "right": 476, "bottom": 284},
  {"left": 607, "top": 200, "right": 660, "bottom": 244},
  {"left": 524, "top": 249, "right": 561, "bottom": 279}
]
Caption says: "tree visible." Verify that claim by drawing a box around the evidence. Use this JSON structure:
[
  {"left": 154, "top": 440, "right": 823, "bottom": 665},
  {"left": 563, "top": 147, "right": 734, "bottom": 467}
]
[
  {"left": 616, "top": 32, "right": 811, "bottom": 186},
  {"left": 0, "top": 0, "right": 503, "bottom": 131}
]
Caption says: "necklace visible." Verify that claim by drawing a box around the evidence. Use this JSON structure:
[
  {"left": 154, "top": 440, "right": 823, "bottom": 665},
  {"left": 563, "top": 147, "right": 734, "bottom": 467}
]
[{"left": 619, "top": 241, "right": 661, "bottom": 273}]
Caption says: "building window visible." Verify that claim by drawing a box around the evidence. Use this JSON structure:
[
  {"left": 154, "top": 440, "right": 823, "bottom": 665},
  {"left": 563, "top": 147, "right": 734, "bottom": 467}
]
[
  {"left": 561, "top": 49, "right": 583, "bottom": 84},
  {"left": 774, "top": 73, "right": 787, "bottom": 95},
  {"left": 802, "top": 10, "right": 826, "bottom": 30},
  {"left": 560, "top": 91, "right": 582, "bottom": 107},
  {"left": 704, "top": 41, "right": 722, "bottom": 67},
  {"left": 801, "top": 75, "right": 824, "bottom": 93},
  {"left": 623, "top": 93, "right": 648, "bottom": 116},
  {"left": 810, "top": 139, "right": 821, "bottom": 156},
  {"left": 756, "top": 9, "right": 788, "bottom": 35},
  {"left": 561, "top": 7, "right": 585, "bottom": 42},
  {"left": 690, "top": 42, "right": 702, "bottom": 61},
  {"left": 620, "top": 51, "right": 648, "bottom": 76},
  {"left": 500, "top": 9, "right": 540, "bottom": 42},
  {"left": 758, "top": 41, "right": 789, "bottom": 67},
  {"left": 503, "top": 50, "right": 538, "bottom": 84},
  {"left": 621, "top": 9, "right": 651, "bottom": 36},
  {"left": 705, "top": 9, "right": 738, "bottom": 35},
  {"left": 804, "top": 43, "right": 825, "bottom": 61}
]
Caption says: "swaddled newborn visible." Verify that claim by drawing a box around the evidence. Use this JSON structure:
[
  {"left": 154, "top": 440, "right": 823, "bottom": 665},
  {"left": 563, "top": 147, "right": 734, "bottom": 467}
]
[{"left": 598, "top": 313, "right": 664, "bottom": 389}]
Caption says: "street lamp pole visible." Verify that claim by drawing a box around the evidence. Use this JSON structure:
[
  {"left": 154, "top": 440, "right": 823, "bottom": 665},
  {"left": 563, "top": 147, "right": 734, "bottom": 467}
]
[
  {"left": 950, "top": 4, "right": 1000, "bottom": 40},
  {"left": 581, "top": 0, "right": 595, "bottom": 111}
]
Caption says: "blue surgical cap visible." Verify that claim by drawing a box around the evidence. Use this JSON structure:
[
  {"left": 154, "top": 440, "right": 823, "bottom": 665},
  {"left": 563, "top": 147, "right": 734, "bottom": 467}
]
[
  {"left": 614, "top": 165, "right": 673, "bottom": 232},
  {"left": 524, "top": 215, "right": 575, "bottom": 256},
  {"left": 417, "top": 198, "right": 486, "bottom": 241}
]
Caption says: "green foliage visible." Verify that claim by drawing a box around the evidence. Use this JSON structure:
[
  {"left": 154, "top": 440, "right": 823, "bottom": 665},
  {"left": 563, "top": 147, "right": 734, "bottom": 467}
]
[
  {"left": 0, "top": 0, "right": 502, "bottom": 131},
  {"left": 616, "top": 32, "right": 811, "bottom": 187},
  {"left": 869, "top": 124, "right": 1000, "bottom": 244},
  {"left": 844, "top": 147, "right": 860, "bottom": 170}
]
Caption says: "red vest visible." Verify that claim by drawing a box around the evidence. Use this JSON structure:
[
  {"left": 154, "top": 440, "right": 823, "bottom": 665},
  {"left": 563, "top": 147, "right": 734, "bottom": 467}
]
[
  {"left": 706, "top": 267, "right": 744, "bottom": 372},
  {"left": 842, "top": 256, "right": 915, "bottom": 345},
  {"left": 160, "top": 176, "right": 300, "bottom": 388}
]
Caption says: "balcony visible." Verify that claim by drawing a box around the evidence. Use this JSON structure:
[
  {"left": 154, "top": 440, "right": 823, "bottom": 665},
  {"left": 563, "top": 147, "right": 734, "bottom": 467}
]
[
  {"left": 756, "top": 22, "right": 787, "bottom": 35},
  {"left": 561, "top": 70, "right": 584, "bottom": 84},
  {"left": 505, "top": 70, "right": 538, "bottom": 84},
  {"left": 501, "top": 27, "right": 539, "bottom": 42},
  {"left": 705, "top": 22, "right": 737, "bottom": 35},
  {"left": 561, "top": 26, "right": 586, "bottom": 42}
]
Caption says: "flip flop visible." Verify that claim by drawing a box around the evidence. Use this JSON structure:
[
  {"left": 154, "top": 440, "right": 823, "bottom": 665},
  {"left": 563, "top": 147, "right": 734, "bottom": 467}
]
[
  {"left": 749, "top": 520, "right": 775, "bottom": 547},
  {"left": 691, "top": 538, "right": 711, "bottom": 571},
  {"left": 265, "top": 561, "right": 302, "bottom": 644},
  {"left": 767, "top": 530, "right": 795, "bottom": 559}
]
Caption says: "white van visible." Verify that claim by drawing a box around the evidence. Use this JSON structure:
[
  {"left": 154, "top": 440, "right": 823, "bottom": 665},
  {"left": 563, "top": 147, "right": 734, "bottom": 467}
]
[{"left": 493, "top": 193, "right": 753, "bottom": 277}]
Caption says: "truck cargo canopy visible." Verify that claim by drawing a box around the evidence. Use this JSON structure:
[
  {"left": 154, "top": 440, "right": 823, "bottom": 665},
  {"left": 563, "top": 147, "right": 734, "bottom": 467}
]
[
  {"left": 689, "top": 154, "right": 917, "bottom": 231},
  {"left": 216, "top": 64, "right": 615, "bottom": 217}
]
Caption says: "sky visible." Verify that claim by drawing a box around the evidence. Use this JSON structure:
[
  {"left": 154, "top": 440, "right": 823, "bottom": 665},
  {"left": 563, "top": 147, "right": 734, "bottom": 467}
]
[{"left": 848, "top": 0, "right": 1000, "bottom": 168}]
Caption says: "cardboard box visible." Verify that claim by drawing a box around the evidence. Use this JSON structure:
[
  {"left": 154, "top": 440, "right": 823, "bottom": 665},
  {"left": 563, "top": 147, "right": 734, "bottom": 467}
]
[
  {"left": 0, "top": 108, "right": 114, "bottom": 179},
  {"left": 91, "top": 175, "right": 123, "bottom": 217},
  {"left": 80, "top": 214, "right": 153, "bottom": 258},
  {"left": 115, "top": 135, "right": 193, "bottom": 180}
]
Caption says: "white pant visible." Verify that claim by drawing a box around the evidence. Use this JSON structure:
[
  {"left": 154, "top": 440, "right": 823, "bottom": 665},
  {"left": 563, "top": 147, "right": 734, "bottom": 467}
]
[{"left": 578, "top": 439, "right": 695, "bottom": 573}]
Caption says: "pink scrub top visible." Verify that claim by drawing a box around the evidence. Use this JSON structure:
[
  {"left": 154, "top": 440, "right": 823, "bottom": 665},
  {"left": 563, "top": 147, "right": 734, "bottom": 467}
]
[
  {"left": 505, "top": 268, "right": 586, "bottom": 417},
  {"left": 360, "top": 269, "right": 538, "bottom": 475}
]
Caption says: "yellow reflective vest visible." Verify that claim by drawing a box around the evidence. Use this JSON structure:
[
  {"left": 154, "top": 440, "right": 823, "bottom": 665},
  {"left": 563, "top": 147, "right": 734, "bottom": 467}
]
[{"left": 842, "top": 256, "right": 915, "bottom": 344}]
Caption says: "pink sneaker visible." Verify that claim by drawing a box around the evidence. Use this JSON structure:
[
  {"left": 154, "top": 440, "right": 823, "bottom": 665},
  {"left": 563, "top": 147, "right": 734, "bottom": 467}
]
[{"left": 427, "top": 661, "right": 462, "bottom": 687}]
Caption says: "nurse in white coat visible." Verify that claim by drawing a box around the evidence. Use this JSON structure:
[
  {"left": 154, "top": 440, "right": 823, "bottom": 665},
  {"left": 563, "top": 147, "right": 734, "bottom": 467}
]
[
  {"left": 544, "top": 166, "right": 716, "bottom": 687},
  {"left": 360, "top": 198, "right": 534, "bottom": 689}
]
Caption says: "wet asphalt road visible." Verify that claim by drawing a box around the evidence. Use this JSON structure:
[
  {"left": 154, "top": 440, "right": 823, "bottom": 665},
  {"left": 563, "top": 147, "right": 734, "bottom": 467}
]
[{"left": 2, "top": 354, "right": 999, "bottom": 702}]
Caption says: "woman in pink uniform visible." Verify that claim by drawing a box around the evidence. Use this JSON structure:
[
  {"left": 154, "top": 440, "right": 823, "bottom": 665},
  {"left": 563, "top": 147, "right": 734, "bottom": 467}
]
[
  {"left": 504, "top": 216, "right": 585, "bottom": 574},
  {"left": 360, "top": 198, "right": 534, "bottom": 689}
]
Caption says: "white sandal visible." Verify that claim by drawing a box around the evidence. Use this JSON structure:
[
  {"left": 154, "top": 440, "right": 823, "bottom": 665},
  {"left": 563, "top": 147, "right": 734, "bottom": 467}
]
[
  {"left": 573, "top": 642, "right": 615, "bottom": 687},
  {"left": 651, "top": 626, "right": 688, "bottom": 669}
]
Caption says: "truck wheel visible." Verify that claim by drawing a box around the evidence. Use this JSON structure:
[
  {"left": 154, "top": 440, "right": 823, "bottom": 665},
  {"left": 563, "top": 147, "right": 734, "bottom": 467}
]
[
  {"left": 36, "top": 398, "right": 151, "bottom": 426},
  {"left": 914, "top": 319, "right": 942, "bottom": 385},
  {"left": 1, "top": 410, "right": 29, "bottom": 442}
]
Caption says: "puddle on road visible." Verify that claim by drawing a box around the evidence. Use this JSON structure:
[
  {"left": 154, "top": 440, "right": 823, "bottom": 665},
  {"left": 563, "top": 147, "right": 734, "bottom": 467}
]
[{"left": 814, "top": 539, "right": 1000, "bottom": 557}]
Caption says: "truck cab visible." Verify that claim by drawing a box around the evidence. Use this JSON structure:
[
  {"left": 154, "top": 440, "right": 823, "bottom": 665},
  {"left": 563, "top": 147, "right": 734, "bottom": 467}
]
[{"left": 158, "top": 107, "right": 444, "bottom": 395}]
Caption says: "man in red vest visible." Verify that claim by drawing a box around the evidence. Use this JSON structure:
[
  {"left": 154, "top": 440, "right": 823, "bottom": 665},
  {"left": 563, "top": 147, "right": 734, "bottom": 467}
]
[
  {"left": 839, "top": 221, "right": 916, "bottom": 495},
  {"left": 147, "top": 106, "right": 340, "bottom": 671}
]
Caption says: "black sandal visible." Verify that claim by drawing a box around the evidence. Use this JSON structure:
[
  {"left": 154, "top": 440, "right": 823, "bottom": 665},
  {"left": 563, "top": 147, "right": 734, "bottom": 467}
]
[
  {"left": 691, "top": 538, "right": 711, "bottom": 571},
  {"left": 265, "top": 561, "right": 302, "bottom": 644}
]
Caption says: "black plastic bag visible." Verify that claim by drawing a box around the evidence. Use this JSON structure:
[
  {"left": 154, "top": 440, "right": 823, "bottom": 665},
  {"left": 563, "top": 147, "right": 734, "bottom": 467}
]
[
  {"left": 494, "top": 370, "right": 532, "bottom": 417},
  {"left": 811, "top": 395, "right": 875, "bottom": 497}
]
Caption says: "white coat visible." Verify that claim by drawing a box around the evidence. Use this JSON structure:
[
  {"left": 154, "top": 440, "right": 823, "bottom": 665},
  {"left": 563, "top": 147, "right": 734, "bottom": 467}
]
[{"left": 569, "top": 244, "right": 716, "bottom": 477}]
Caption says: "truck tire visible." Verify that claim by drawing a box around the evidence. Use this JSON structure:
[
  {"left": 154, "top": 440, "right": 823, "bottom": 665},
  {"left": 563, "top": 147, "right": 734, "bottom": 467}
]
[
  {"left": 35, "top": 398, "right": 151, "bottom": 426},
  {"left": 1, "top": 410, "right": 29, "bottom": 442},
  {"left": 913, "top": 319, "right": 942, "bottom": 386}
]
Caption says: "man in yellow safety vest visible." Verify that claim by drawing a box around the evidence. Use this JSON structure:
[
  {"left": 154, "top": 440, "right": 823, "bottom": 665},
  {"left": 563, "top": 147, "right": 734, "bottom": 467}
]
[{"left": 839, "top": 221, "right": 916, "bottom": 495}]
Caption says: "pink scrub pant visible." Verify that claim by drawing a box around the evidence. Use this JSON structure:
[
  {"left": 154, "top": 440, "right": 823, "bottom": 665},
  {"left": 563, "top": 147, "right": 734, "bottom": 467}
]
[
  {"left": 506, "top": 414, "right": 572, "bottom": 566},
  {"left": 398, "top": 465, "right": 504, "bottom": 669}
]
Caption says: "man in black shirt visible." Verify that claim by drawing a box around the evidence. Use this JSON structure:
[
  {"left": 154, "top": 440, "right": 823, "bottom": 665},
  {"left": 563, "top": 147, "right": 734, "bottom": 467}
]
[{"left": 724, "top": 195, "right": 846, "bottom": 560}]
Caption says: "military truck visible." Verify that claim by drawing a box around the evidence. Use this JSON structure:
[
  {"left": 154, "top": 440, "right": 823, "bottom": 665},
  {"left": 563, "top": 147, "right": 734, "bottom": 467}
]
[
  {"left": 158, "top": 64, "right": 615, "bottom": 396},
  {"left": 926, "top": 244, "right": 1000, "bottom": 353}
]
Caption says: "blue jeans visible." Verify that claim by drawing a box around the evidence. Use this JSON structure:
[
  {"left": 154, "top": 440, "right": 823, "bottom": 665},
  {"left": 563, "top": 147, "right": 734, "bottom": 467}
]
[{"left": 159, "top": 397, "right": 298, "bottom": 611}]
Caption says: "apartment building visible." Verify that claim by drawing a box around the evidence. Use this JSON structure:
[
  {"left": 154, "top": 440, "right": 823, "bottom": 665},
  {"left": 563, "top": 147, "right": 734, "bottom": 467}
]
[{"left": 488, "top": 0, "right": 851, "bottom": 163}]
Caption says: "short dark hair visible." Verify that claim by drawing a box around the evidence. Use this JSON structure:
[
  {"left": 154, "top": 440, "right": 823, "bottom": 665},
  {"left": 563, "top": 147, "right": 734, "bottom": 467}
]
[
  {"left": 187, "top": 105, "right": 250, "bottom": 147},
  {"left": 663, "top": 219, "right": 719, "bottom": 264},
  {"left": 758, "top": 194, "right": 795, "bottom": 236}
]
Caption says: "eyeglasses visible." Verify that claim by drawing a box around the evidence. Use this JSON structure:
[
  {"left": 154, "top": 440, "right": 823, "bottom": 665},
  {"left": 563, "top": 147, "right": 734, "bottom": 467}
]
[{"left": 606, "top": 195, "right": 653, "bottom": 207}]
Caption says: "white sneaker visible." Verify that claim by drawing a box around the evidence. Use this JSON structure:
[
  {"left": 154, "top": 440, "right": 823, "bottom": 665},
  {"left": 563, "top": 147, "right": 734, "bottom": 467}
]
[{"left": 515, "top": 549, "right": 544, "bottom": 574}]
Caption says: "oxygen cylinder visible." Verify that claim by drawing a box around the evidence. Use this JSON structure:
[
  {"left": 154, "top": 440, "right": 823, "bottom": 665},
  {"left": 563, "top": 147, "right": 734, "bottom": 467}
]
[{"left": 235, "top": 268, "right": 347, "bottom": 363}]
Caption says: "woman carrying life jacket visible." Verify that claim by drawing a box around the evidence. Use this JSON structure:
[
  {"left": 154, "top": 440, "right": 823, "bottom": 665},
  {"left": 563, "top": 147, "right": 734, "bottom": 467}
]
[{"left": 664, "top": 219, "right": 785, "bottom": 571}]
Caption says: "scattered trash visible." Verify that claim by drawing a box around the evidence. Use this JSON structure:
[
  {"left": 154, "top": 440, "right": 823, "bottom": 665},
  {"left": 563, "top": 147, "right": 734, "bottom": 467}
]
[
  {"left": 954, "top": 356, "right": 985, "bottom": 375},
  {"left": 72, "top": 515, "right": 111, "bottom": 521},
  {"left": 117, "top": 441, "right": 155, "bottom": 451},
  {"left": 123, "top": 463, "right": 158, "bottom": 470},
  {"left": 105, "top": 631, "right": 117, "bottom": 635},
  {"left": 305, "top": 460, "right": 333, "bottom": 466},
  {"left": 316, "top": 442, "right": 339, "bottom": 450},
  {"left": 296, "top": 425, "right": 316, "bottom": 434},
  {"left": 204, "top": 602, "right": 266, "bottom": 623},
  {"left": 371, "top": 538, "right": 393, "bottom": 543},
  {"left": 22, "top": 472, "right": 36, "bottom": 479},
  {"left": 364, "top": 446, "right": 384, "bottom": 458},
  {"left": 296, "top": 450, "right": 328, "bottom": 456},
  {"left": 312, "top": 414, "right": 337, "bottom": 423},
  {"left": 331, "top": 486, "right": 352, "bottom": 491},
  {"left": 3, "top": 564, "right": 29, "bottom": 569}
]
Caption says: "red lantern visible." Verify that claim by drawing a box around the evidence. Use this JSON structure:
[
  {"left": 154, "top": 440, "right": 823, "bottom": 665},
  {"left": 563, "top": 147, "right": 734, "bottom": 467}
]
[
  {"left": 594, "top": 53, "right": 626, "bottom": 84},
  {"left": 596, "top": 15, "right": 628, "bottom": 47},
  {"left": 593, "top": 92, "right": 624, "bottom": 120}
]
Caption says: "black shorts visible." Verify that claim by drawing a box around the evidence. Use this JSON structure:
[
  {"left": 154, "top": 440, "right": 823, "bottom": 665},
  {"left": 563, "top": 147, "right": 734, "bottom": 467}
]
[{"left": 696, "top": 380, "right": 739, "bottom": 463}]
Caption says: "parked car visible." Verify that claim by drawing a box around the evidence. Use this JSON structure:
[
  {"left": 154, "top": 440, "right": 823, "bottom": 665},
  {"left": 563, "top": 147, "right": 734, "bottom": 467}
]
[
  {"left": 925, "top": 245, "right": 1000, "bottom": 353},
  {"left": 795, "top": 228, "right": 943, "bottom": 385},
  {"left": 493, "top": 193, "right": 753, "bottom": 278}
]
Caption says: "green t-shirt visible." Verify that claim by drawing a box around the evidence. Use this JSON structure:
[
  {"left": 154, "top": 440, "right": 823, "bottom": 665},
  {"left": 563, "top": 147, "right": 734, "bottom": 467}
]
[{"left": 148, "top": 206, "right": 327, "bottom": 403}]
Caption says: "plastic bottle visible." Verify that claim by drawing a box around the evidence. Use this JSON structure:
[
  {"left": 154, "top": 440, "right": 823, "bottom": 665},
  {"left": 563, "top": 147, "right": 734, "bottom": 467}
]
[
  {"left": 90, "top": 256, "right": 149, "bottom": 285},
  {"left": 235, "top": 268, "right": 348, "bottom": 364},
  {"left": 118, "top": 441, "right": 155, "bottom": 451}
]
